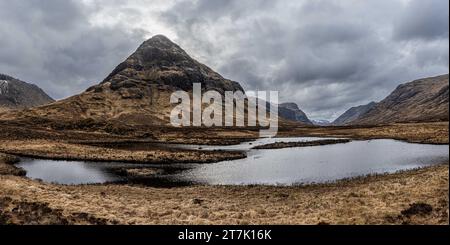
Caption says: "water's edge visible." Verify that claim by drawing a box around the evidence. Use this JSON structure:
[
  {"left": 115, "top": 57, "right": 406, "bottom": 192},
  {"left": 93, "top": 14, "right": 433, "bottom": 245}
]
[{"left": 15, "top": 138, "right": 449, "bottom": 186}]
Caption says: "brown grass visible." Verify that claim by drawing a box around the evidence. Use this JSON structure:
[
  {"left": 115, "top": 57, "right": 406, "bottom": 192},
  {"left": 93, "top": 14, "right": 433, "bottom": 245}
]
[
  {"left": 0, "top": 165, "right": 447, "bottom": 225},
  {"left": 0, "top": 122, "right": 448, "bottom": 225},
  {"left": 278, "top": 122, "right": 449, "bottom": 144},
  {"left": 0, "top": 153, "right": 24, "bottom": 176},
  {"left": 0, "top": 107, "right": 9, "bottom": 114},
  {"left": 0, "top": 140, "right": 245, "bottom": 164}
]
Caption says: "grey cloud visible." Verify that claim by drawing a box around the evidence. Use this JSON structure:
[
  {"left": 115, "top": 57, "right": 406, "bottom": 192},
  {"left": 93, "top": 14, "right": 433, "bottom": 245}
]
[
  {"left": 0, "top": 0, "right": 148, "bottom": 99},
  {"left": 0, "top": 0, "right": 448, "bottom": 121},
  {"left": 394, "top": 0, "right": 449, "bottom": 41},
  {"left": 158, "top": 0, "right": 449, "bottom": 120}
]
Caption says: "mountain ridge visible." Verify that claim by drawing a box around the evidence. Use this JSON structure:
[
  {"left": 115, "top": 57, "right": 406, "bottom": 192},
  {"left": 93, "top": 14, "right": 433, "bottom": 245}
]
[
  {"left": 279, "top": 103, "right": 313, "bottom": 125},
  {"left": 335, "top": 74, "right": 449, "bottom": 125},
  {"left": 0, "top": 74, "right": 54, "bottom": 110},
  {"left": 332, "top": 102, "right": 377, "bottom": 125}
]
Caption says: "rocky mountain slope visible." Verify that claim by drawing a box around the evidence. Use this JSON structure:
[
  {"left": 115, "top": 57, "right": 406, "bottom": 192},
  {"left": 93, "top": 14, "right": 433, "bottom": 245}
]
[
  {"left": 350, "top": 74, "right": 449, "bottom": 125},
  {"left": 0, "top": 35, "right": 247, "bottom": 127},
  {"left": 332, "top": 102, "right": 377, "bottom": 125},
  {"left": 98, "top": 35, "right": 243, "bottom": 94},
  {"left": 0, "top": 74, "right": 54, "bottom": 110},
  {"left": 279, "top": 103, "right": 313, "bottom": 125}
]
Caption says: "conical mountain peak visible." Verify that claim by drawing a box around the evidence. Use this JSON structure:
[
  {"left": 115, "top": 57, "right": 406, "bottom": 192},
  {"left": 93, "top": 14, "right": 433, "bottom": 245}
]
[{"left": 101, "top": 35, "right": 243, "bottom": 93}]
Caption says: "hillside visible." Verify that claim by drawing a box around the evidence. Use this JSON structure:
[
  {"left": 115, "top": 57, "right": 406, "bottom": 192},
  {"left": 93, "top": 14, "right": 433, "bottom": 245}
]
[
  {"left": 0, "top": 35, "right": 245, "bottom": 127},
  {"left": 352, "top": 74, "right": 449, "bottom": 125},
  {"left": 279, "top": 103, "right": 313, "bottom": 125},
  {"left": 332, "top": 102, "right": 377, "bottom": 125},
  {"left": 0, "top": 74, "right": 54, "bottom": 110}
]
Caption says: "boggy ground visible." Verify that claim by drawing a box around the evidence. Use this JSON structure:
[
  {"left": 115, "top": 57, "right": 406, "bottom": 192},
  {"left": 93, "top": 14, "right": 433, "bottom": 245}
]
[
  {"left": 0, "top": 160, "right": 448, "bottom": 224},
  {"left": 280, "top": 122, "right": 449, "bottom": 144},
  {"left": 0, "top": 120, "right": 252, "bottom": 163},
  {"left": 0, "top": 121, "right": 447, "bottom": 164},
  {"left": 0, "top": 140, "right": 246, "bottom": 164},
  {"left": 0, "top": 121, "right": 448, "bottom": 224}
]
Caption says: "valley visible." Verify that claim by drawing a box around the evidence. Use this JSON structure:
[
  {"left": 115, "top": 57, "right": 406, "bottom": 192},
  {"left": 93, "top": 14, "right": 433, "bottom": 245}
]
[{"left": 0, "top": 35, "right": 448, "bottom": 225}]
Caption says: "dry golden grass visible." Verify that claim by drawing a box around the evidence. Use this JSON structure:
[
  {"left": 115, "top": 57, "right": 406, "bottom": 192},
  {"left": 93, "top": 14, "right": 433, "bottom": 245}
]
[
  {"left": 0, "top": 140, "right": 245, "bottom": 164},
  {"left": 0, "top": 107, "right": 9, "bottom": 114},
  {"left": 279, "top": 122, "right": 449, "bottom": 144},
  {"left": 0, "top": 153, "right": 24, "bottom": 176},
  {"left": 0, "top": 122, "right": 448, "bottom": 225},
  {"left": 0, "top": 165, "right": 447, "bottom": 225}
]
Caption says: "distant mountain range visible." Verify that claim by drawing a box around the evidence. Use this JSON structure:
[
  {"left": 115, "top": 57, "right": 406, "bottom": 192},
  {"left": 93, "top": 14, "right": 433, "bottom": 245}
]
[
  {"left": 333, "top": 74, "right": 449, "bottom": 125},
  {"left": 1, "top": 36, "right": 447, "bottom": 128},
  {"left": 276, "top": 74, "right": 449, "bottom": 126},
  {"left": 0, "top": 74, "right": 54, "bottom": 111}
]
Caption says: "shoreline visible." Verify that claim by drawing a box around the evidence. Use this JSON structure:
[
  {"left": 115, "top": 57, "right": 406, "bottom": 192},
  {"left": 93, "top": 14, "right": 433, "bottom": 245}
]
[
  {"left": 0, "top": 140, "right": 247, "bottom": 165},
  {"left": 252, "top": 139, "right": 352, "bottom": 150},
  {"left": 4, "top": 150, "right": 448, "bottom": 189},
  {"left": 277, "top": 122, "right": 449, "bottom": 145},
  {"left": 0, "top": 163, "right": 447, "bottom": 225},
  {"left": 0, "top": 122, "right": 448, "bottom": 225}
]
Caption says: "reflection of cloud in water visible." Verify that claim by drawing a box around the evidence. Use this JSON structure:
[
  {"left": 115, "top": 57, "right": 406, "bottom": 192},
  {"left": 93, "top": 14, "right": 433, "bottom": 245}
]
[
  {"left": 17, "top": 159, "right": 121, "bottom": 185},
  {"left": 15, "top": 138, "right": 449, "bottom": 186},
  {"left": 176, "top": 139, "right": 449, "bottom": 186},
  {"left": 163, "top": 137, "right": 341, "bottom": 151}
]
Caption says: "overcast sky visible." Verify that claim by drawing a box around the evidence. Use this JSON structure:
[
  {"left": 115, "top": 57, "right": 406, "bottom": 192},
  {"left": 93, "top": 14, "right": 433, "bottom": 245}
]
[{"left": 0, "top": 0, "right": 448, "bottom": 120}]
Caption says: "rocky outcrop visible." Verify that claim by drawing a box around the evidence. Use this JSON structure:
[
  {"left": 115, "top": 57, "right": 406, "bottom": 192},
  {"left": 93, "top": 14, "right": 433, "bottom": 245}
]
[{"left": 89, "top": 35, "right": 243, "bottom": 95}]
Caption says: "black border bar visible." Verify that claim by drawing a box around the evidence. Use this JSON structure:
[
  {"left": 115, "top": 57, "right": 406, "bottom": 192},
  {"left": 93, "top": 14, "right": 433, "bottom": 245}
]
[{"left": 0, "top": 225, "right": 448, "bottom": 243}]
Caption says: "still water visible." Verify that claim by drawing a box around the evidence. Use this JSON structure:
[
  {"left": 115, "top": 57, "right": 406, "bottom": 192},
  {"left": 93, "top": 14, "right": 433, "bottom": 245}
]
[
  {"left": 16, "top": 159, "right": 124, "bottom": 184},
  {"left": 16, "top": 139, "right": 449, "bottom": 186},
  {"left": 161, "top": 137, "right": 339, "bottom": 151},
  {"left": 173, "top": 139, "right": 449, "bottom": 185}
]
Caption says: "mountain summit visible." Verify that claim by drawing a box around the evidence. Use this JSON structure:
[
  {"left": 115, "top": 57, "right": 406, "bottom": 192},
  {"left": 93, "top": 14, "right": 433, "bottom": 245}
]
[
  {"left": 0, "top": 35, "right": 245, "bottom": 127},
  {"left": 92, "top": 35, "right": 243, "bottom": 94}
]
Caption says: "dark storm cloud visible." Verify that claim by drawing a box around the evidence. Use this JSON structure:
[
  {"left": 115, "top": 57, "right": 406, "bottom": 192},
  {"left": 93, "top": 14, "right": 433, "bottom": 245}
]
[
  {"left": 0, "top": 0, "right": 147, "bottom": 98},
  {"left": 0, "top": 0, "right": 448, "bottom": 120},
  {"left": 159, "top": 0, "right": 449, "bottom": 120}
]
